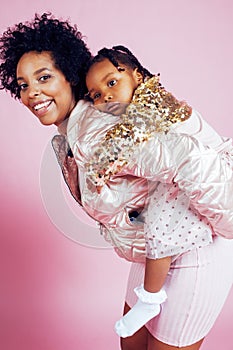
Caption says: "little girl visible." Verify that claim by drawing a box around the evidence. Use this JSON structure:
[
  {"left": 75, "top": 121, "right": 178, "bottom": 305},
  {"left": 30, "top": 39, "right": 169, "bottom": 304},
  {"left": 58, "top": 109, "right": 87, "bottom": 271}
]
[{"left": 84, "top": 46, "right": 233, "bottom": 338}]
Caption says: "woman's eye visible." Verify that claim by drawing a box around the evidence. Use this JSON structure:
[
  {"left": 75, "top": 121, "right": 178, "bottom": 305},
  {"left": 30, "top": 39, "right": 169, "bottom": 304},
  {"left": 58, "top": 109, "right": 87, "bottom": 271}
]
[
  {"left": 18, "top": 83, "right": 28, "bottom": 91},
  {"left": 93, "top": 92, "right": 101, "bottom": 100},
  {"left": 108, "top": 79, "right": 117, "bottom": 87},
  {"left": 39, "top": 74, "right": 51, "bottom": 82}
]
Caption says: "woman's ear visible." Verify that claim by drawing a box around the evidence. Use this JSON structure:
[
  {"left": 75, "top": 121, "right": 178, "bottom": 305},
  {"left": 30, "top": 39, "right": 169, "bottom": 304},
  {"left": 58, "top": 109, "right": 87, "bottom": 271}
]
[{"left": 134, "top": 68, "right": 143, "bottom": 84}]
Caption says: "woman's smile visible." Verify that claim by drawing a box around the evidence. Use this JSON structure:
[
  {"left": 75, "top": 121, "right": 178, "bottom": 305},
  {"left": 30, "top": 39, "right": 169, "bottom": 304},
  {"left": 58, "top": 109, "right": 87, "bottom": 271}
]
[{"left": 16, "top": 51, "right": 76, "bottom": 126}]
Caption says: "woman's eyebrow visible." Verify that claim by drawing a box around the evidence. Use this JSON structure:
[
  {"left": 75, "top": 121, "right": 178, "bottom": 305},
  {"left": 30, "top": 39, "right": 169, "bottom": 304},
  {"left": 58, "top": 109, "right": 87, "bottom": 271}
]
[
  {"left": 17, "top": 67, "right": 52, "bottom": 81},
  {"left": 34, "top": 67, "right": 52, "bottom": 75}
]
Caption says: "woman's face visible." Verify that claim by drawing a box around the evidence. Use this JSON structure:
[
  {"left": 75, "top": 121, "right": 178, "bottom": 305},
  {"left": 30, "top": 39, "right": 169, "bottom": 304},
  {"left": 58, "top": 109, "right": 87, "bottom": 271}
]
[{"left": 16, "top": 51, "right": 76, "bottom": 126}]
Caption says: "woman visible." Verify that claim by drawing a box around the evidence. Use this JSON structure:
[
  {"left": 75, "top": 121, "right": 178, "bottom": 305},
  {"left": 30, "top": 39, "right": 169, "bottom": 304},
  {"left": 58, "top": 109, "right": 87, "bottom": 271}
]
[{"left": 0, "top": 13, "right": 232, "bottom": 350}]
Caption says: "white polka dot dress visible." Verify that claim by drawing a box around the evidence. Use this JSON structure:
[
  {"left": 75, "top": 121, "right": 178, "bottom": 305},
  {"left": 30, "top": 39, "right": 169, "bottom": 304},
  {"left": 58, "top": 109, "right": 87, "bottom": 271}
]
[{"left": 144, "top": 182, "right": 213, "bottom": 259}]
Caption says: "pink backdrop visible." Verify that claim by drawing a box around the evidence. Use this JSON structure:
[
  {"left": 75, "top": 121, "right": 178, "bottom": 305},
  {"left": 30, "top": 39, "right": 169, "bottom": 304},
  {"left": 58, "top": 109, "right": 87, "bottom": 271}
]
[{"left": 0, "top": 1, "right": 233, "bottom": 349}]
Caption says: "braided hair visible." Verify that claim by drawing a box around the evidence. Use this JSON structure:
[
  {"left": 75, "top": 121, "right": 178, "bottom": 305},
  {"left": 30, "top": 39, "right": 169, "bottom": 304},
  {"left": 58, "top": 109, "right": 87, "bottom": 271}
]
[{"left": 88, "top": 45, "right": 153, "bottom": 80}]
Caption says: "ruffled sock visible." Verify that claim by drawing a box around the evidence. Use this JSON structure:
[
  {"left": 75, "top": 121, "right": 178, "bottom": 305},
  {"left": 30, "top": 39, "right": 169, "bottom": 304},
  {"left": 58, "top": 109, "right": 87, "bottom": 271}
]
[{"left": 114, "top": 285, "right": 167, "bottom": 338}]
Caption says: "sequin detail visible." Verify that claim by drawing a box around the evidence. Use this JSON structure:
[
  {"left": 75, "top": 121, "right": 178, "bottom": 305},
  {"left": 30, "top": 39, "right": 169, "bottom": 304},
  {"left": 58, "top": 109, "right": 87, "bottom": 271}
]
[{"left": 85, "top": 75, "right": 192, "bottom": 188}]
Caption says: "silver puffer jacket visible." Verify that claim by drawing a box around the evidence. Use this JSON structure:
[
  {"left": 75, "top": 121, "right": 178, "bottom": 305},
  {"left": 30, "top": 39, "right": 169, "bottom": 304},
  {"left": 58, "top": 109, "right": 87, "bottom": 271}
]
[{"left": 52, "top": 100, "right": 233, "bottom": 262}]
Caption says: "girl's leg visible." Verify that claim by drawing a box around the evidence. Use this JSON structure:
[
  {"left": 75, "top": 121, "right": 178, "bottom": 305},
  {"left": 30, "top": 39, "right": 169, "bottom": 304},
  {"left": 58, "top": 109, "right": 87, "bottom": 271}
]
[{"left": 148, "top": 333, "right": 204, "bottom": 350}]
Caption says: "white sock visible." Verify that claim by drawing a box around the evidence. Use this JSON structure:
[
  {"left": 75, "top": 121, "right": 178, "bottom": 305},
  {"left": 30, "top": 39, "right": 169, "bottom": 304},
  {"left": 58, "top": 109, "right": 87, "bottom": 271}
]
[{"left": 114, "top": 285, "right": 167, "bottom": 338}]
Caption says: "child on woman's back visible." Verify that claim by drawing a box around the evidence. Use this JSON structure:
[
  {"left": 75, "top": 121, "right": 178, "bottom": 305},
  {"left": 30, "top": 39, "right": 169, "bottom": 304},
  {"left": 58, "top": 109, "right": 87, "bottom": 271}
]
[
  {"left": 1, "top": 13, "right": 232, "bottom": 349},
  {"left": 84, "top": 46, "right": 233, "bottom": 337}
]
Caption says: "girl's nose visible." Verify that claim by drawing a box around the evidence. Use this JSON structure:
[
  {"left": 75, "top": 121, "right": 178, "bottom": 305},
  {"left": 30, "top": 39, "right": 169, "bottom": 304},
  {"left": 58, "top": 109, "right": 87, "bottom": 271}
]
[{"left": 104, "top": 94, "right": 113, "bottom": 103}]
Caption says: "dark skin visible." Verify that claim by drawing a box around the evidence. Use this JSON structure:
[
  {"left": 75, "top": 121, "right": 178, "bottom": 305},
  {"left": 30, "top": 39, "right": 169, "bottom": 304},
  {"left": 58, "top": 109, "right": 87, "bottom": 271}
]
[{"left": 144, "top": 257, "right": 171, "bottom": 292}]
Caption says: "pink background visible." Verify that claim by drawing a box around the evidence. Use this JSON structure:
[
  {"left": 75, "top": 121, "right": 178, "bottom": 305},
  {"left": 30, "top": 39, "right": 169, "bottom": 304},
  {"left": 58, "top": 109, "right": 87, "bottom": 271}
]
[{"left": 1, "top": 1, "right": 233, "bottom": 349}]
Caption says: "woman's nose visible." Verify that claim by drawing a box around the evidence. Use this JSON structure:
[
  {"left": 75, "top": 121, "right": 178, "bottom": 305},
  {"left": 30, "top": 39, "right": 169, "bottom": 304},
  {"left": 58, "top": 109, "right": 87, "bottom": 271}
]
[{"left": 28, "top": 84, "right": 40, "bottom": 98}]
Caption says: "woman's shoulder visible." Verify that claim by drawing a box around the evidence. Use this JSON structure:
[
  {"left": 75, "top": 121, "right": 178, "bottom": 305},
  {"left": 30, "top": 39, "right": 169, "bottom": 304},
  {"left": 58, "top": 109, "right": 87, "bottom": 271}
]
[{"left": 70, "top": 99, "right": 91, "bottom": 119}]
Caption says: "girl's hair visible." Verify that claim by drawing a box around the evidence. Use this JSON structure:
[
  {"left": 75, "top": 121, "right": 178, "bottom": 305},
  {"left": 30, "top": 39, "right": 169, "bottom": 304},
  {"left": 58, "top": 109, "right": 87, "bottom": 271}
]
[
  {"left": 88, "top": 45, "right": 153, "bottom": 79},
  {"left": 0, "top": 12, "right": 91, "bottom": 100}
]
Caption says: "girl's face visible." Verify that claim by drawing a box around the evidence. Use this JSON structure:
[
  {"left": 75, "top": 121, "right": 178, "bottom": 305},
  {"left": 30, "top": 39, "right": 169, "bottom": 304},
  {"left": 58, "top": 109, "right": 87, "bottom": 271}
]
[
  {"left": 86, "top": 59, "right": 142, "bottom": 109},
  {"left": 16, "top": 51, "right": 76, "bottom": 126}
]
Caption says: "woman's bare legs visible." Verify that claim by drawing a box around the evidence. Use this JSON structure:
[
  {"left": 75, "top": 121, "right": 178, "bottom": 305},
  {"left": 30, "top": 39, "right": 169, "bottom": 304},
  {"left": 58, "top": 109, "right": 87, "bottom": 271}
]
[
  {"left": 120, "top": 303, "right": 148, "bottom": 350},
  {"left": 147, "top": 334, "right": 204, "bottom": 350},
  {"left": 120, "top": 303, "right": 204, "bottom": 350}
]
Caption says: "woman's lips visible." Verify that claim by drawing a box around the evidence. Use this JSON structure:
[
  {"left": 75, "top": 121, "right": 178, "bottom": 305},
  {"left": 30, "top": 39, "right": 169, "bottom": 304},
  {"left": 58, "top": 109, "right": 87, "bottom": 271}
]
[{"left": 32, "top": 100, "right": 53, "bottom": 117}]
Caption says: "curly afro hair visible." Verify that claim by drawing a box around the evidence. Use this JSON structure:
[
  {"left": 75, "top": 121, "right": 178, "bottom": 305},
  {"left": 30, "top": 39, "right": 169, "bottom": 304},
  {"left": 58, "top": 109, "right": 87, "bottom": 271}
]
[{"left": 0, "top": 12, "right": 92, "bottom": 100}]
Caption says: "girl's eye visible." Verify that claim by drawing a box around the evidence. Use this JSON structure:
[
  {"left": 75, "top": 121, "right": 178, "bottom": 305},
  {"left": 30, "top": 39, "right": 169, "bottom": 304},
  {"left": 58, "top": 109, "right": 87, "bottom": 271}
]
[
  {"left": 93, "top": 92, "right": 101, "bottom": 100},
  {"left": 108, "top": 79, "right": 117, "bottom": 87},
  {"left": 39, "top": 74, "right": 51, "bottom": 82}
]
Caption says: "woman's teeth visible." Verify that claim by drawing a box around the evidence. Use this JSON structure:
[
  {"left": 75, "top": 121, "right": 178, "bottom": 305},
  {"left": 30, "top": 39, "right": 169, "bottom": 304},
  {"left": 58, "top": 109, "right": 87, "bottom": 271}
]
[{"left": 34, "top": 101, "right": 52, "bottom": 111}]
